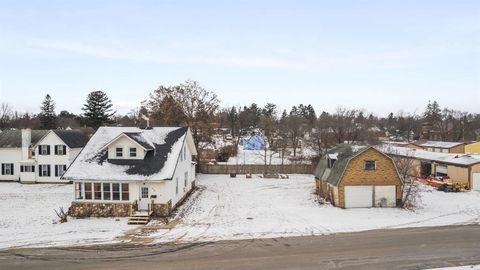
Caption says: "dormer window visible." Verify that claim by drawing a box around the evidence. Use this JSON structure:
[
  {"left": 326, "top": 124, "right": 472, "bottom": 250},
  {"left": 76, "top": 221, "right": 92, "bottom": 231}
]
[
  {"left": 327, "top": 158, "right": 336, "bottom": 169},
  {"left": 116, "top": 147, "right": 123, "bottom": 157},
  {"left": 129, "top": 148, "right": 137, "bottom": 157}
]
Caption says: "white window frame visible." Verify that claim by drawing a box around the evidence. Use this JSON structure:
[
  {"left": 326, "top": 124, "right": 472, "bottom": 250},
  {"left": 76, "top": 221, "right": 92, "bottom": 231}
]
[
  {"left": 129, "top": 147, "right": 137, "bottom": 157},
  {"left": 3, "top": 163, "right": 13, "bottom": 175},
  {"left": 116, "top": 147, "right": 123, "bottom": 158},
  {"left": 39, "top": 145, "right": 49, "bottom": 155},
  {"left": 56, "top": 145, "right": 65, "bottom": 155},
  {"left": 55, "top": 164, "right": 67, "bottom": 177},
  {"left": 39, "top": 165, "right": 50, "bottom": 177}
]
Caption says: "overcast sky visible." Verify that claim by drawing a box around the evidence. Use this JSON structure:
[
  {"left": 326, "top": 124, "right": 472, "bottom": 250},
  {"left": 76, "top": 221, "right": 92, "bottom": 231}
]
[{"left": 0, "top": 0, "right": 479, "bottom": 116}]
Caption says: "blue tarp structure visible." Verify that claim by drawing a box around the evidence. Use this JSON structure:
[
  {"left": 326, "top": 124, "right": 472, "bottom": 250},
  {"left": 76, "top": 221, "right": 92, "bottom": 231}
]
[{"left": 240, "top": 134, "right": 265, "bottom": 150}]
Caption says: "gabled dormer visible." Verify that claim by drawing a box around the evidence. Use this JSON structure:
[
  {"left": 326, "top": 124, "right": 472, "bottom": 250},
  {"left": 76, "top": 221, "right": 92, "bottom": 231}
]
[{"left": 104, "top": 132, "right": 154, "bottom": 160}]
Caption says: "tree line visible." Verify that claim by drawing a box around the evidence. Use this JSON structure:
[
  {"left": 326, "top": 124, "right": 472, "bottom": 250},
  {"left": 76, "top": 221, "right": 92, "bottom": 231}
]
[{"left": 1, "top": 81, "right": 480, "bottom": 161}]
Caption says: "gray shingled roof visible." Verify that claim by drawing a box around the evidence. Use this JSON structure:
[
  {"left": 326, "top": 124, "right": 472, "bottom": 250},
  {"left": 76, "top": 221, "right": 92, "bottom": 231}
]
[
  {"left": 314, "top": 144, "right": 366, "bottom": 186},
  {"left": 0, "top": 130, "right": 49, "bottom": 148},
  {"left": 53, "top": 130, "right": 90, "bottom": 148}
]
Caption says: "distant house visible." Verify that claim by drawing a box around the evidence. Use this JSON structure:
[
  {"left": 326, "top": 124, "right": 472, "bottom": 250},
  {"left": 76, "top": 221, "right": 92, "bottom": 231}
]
[
  {"left": 62, "top": 127, "right": 197, "bottom": 219},
  {"left": 418, "top": 141, "right": 465, "bottom": 154},
  {"left": 465, "top": 141, "right": 480, "bottom": 155},
  {"left": 314, "top": 144, "right": 402, "bottom": 208},
  {"left": 0, "top": 129, "right": 88, "bottom": 183}
]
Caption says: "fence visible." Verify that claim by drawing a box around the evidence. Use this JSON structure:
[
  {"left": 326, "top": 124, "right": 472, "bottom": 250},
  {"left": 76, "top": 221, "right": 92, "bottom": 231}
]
[{"left": 198, "top": 164, "right": 314, "bottom": 175}]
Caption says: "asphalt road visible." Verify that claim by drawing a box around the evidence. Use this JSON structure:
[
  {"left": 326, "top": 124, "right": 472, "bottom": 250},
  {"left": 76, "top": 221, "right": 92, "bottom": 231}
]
[{"left": 1, "top": 225, "right": 480, "bottom": 270}]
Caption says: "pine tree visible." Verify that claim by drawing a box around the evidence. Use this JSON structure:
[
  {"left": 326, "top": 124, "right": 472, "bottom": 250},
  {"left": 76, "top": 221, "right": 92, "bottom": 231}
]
[
  {"left": 39, "top": 94, "right": 57, "bottom": 129},
  {"left": 82, "top": 91, "right": 116, "bottom": 130}
]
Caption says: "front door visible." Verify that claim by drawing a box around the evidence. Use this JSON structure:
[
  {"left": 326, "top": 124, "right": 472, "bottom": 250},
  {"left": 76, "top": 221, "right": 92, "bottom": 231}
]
[{"left": 138, "top": 186, "right": 149, "bottom": 211}]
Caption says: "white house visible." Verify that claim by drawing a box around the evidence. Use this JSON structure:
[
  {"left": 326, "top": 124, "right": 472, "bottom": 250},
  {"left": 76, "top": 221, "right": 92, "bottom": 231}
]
[
  {"left": 33, "top": 129, "right": 90, "bottom": 183},
  {"left": 0, "top": 129, "right": 89, "bottom": 183},
  {"left": 62, "top": 127, "right": 197, "bottom": 218}
]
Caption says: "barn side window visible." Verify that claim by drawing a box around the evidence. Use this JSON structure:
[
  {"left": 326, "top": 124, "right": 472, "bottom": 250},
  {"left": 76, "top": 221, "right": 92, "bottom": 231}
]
[{"left": 364, "top": 160, "right": 376, "bottom": 171}]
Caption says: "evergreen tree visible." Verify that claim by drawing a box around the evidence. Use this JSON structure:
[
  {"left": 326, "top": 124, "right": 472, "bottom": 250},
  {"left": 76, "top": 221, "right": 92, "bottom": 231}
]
[
  {"left": 82, "top": 91, "right": 116, "bottom": 129},
  {"left": 39, "top": 94, "right": 57, "bottom": 129}
]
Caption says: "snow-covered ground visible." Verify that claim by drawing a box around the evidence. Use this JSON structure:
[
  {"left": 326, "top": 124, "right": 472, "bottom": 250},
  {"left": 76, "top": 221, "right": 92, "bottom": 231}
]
[
  {"left": 220, "top": 147, "right": 313, "bottom": 165},
  {"left": 149, "top": 174, "right": 480, "bottom": 243},
  {"left": 0, "top": 183, "right": 134, "bottom": 250}
]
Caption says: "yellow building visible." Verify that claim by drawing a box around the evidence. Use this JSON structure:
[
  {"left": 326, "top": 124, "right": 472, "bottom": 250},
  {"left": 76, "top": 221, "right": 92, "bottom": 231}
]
[{"left": 465, "top": 141, "right": 480, "bottom": 155}]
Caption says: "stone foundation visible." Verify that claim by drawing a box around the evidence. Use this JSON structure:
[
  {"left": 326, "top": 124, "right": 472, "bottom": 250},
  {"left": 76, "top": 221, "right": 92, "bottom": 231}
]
[
  {"left": 152, "top": 200, "right": 172, "bottom": 217},
  {"left": 68, "top": 202, "right": 134, "bottom": 218}
]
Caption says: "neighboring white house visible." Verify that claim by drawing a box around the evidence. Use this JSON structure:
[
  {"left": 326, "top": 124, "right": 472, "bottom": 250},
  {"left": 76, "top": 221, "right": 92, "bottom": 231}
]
[
  {"left": 33, "top": 130, "right": 90, "bottom": 183},
  {"left": 0, "top": 129, "right": 89, "bottom": 183},
  {"left": 62, "top": 127, "right": 197, "bottom": 218}
]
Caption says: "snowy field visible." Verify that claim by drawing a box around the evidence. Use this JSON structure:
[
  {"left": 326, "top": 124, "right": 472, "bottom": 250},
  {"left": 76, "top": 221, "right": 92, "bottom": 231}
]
[
  {"left": 220, "top": 147, "right": 313, "bottom": 165},
  {"left": 0, "top": 183, "right": 133, "bottom": 250},
  {"left": 150, "top": 174, "right": 480, "bottom": 243}
]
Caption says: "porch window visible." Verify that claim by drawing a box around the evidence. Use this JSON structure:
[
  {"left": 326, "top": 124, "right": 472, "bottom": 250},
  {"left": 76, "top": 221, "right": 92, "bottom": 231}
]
[
  {"left": 364, "top": 160, "right": 376, "bottom": 171},
  {"left": 20, "top": 165, "right": 35, "bottom": 173},
  {"left": 85, "top": 183, "right": 92, "bottom": 200},
  {"left": 94, "top": 183, "right": 102, "bottom": 200},
  {"left": 121, "top": 184, "right": 129, "bottom": 201},
  {"left": 75, "top": 182, "right": 83, "bottom": 199},
  {"left": 112, "top": 184, "right": 120, "bottom": 200},
  {"left": 103, "top": 183, "right": 111, "bottom": 200}
]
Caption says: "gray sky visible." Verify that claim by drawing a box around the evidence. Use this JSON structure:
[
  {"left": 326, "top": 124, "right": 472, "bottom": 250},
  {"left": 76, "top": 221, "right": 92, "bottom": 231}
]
[{"left": 0, "top": 0, "right": 479, "bottom": 116}]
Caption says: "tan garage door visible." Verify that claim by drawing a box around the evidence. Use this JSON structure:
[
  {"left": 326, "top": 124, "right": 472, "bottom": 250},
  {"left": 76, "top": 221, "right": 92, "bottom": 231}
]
[
  {"left": 374, "top": 186, "right": 396, "bottom": 207},
  {"left": 344, "top": 186, "right": 373, "bottom": 208},
  {"left": 473, "top": 173, "right": 480, "bottom": 191}
]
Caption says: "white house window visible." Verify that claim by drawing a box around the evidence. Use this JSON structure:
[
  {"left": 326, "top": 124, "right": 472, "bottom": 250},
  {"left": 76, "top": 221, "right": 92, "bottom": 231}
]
[
  {"left": 364, "top": 160, "right": 376, "bottom": 171},
  {"left": 176, "top": 177, "right": 179, "bottom": 195},
  {"left": 39, "top": 165, "right": 51, "bottom": 177},
  {"left": 39, "top": 145, "right": 50, "bottom": 155},
  {"left": 129, "top": 148, "right": 137, "bottom": 157},
  {"left": 116, "top": 148, "right": 123, "bottom": 157},
  {"left": 20, "top": 165, "right": 35, "bottom": 173},
  {"left": 75, "top": 182, "right": 83, "bottom": 199},
  {"left": 55, "top": 145, "right": 66, "bottom": 155},
  {"left": 55, "top": 165, "right": 67, "bottom": 177},
  {"left": 112, "top": 184, "right": 120, "bottom": 200},
  {"left": 183, "top": 146, "right": 186, "bottom": 160},
  {"left": 1, "top": 163, "right": 14, "bottom": 175},
  {"left": 184, "top": 172, "right": 188, "bottom": 187}
]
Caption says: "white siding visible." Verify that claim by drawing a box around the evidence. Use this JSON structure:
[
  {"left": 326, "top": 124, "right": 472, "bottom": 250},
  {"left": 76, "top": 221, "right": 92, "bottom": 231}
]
[
  {"left": 0, "top": 148, "right": 22, "bottom": 181},
  {"left": 107, "top": 136, "right": 146, "bottom": 160}
]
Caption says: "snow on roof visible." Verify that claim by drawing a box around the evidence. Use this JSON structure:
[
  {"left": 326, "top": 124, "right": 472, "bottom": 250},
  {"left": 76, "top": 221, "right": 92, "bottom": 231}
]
[
  {"left": 379, "top": 145, "right": 480, "bottom": 166},
  {"left": 63, "top": 127, "right": 188, "bottom": 181},
  {"left": 420, "top": 141, "right": 464, "bottom": 149}
]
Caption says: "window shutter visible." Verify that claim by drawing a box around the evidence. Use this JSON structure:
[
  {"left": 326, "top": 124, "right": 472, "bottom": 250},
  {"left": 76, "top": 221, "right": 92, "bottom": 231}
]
[
  {"left": 55, "top": 165, "right": 59, "bottom": 177},
  {"left": 32, "top": 166, "right": 35, "bottom": 173},
  {"left": 1, "top": 164, "right": 4, "bottom": 175},
  {"left": 47, "top": 165, "right": 51, "bottom": 176},
  {"left": 38, "top": 165, "right": 41, "bottom": 176},
  {"left": 11, "top": 164, "right": 13, "bottom": 175},
  {"left": 54, "top": 145, "right": 58, "bottom": 155},
  {"left": 63, "top": 145, "right": 67, "bottom": 155},
  {"left": 63, "top": 165, "right": 67, "bottom": 172},
  {"left": 47, "top": 146, "right": 51, "bottom": 155},
  {"left": 21, "top": 166, "right": 24, "bottom": 173},
  {"left": 38, "top": 146, "right": 42, "bottom": 155}
]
